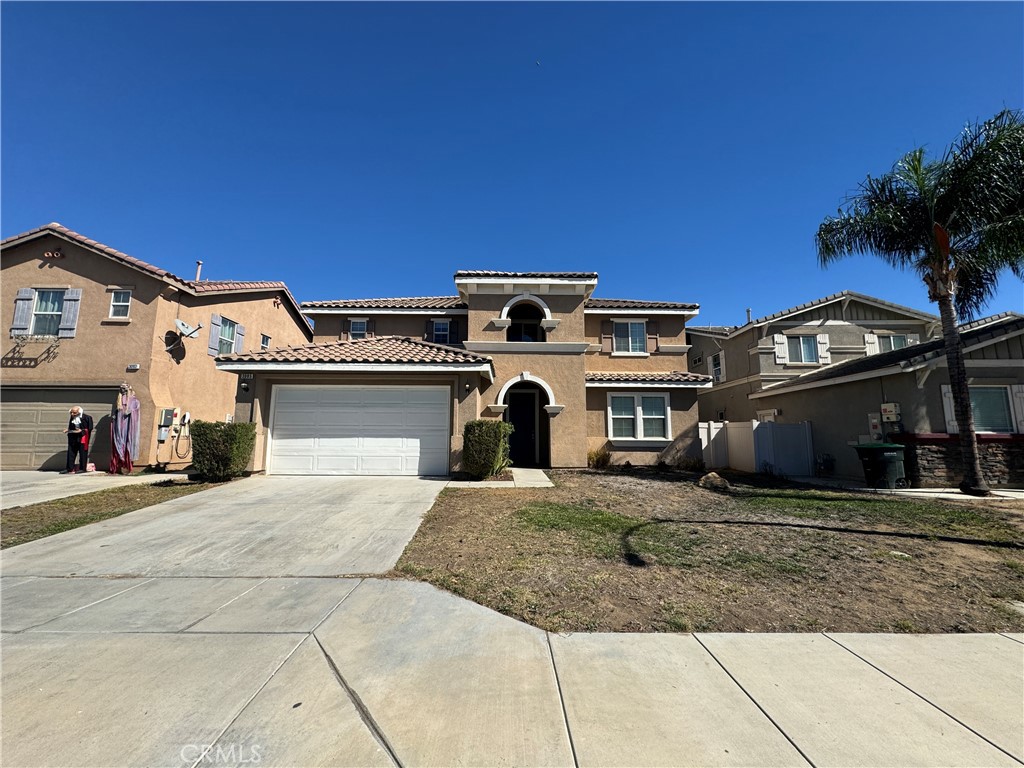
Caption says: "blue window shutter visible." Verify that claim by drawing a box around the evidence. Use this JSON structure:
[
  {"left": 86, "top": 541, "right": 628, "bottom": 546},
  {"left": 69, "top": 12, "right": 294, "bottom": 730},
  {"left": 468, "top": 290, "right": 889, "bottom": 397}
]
[
  {"left": 11, "top": 288, "right": 34, "bottom": 336},
  {"left": 57, "top": 289, "right": 82, "bottom": 338},
  {"left": 208, "top": 314, "right": 222, "bottom": 356},
  {"left": 234, "top": 324, "right": 246, "bottom": 353}
]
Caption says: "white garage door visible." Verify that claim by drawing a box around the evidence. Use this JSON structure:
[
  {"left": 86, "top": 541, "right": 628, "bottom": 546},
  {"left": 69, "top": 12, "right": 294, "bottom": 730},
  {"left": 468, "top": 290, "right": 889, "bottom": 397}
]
[{"left": 269, "top": 386, "right": 450, "bottom": 476}]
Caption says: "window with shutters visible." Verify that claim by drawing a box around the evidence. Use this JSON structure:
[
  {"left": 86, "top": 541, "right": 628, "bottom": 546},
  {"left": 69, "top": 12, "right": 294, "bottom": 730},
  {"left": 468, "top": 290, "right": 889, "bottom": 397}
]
[
  {"left": 432, "top": 319, "right": 450, "bottom": 344},
  {"left": 786, "top": 335, "right": 819, "bottom": 363},
  {"left": 218, "top": 318, "right": 238, "bottom": 355},
  {"left": 878, "top": 334, "right": 907, "bottom": 353},
  {"left": 349, "top": 319, "right": 368, "bottom": 340},
  {"left": 108, "top": 290, "right": 132, "bottom": 318},
  {"left": 710, "top": 352, "right": 724, "bottom": 383},
  {"left": 607, "top": 393, "right": 670, "bottom": 440},
  {"left": 970, "top": 387, "right": 1014, "bottom": 433},
  {"left": 612, "top": 320, "right": 647, "bottom": 354},
  {"left": 32, "top": 290, "right": 65, "bottom": 336}
]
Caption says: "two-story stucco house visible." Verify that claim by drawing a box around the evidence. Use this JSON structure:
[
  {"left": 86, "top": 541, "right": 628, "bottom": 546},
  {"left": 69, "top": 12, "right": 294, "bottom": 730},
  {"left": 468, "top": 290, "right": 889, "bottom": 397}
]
[
  {"left": 686, "top": 291, "right": 941, "bottom": 423},
  {"left": 216, "top": 271, "right": 711, "bottom": 475},
  {"left": 1, "top": 223, "right": 313, "bottom": 470}
]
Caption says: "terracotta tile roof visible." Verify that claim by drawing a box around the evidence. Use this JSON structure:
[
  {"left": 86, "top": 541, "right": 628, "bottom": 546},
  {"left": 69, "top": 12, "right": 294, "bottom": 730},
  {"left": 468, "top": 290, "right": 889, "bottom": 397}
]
[
  {"left": 188, "top": 280, "right": 290, "bottom": 293},
  {"left": 455, "top": 270, "right": 598, "bottom": 280},
  {"left": 218, "top": 335, "right": 493, "bottom": 366},
  {"left": 1, "top": 222, "right": 312, "bottom": 336},
  {"left": 586, "top": 298, "right": 699, "bottom": 311},
  {"left": 687, "top": 325, "right": 734, "bottom": 337},
  {"left": 760, "top": 312, "right": 1024, "bottom": 393},
  {"left": 586, "top": 371, "right": 713, "bottom": 384},
  {"left": 301, "top": 296, "right": 467, "bottom": 310},
  {"left": 2, "top": 221, "right": 187, "bottom": 285}
]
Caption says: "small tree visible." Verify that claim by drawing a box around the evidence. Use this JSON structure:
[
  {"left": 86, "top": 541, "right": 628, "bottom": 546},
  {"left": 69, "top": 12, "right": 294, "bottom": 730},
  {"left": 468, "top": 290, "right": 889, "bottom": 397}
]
[
  {"left": 190, "top": 420, "right": 256, "bottom": 482},
  {"left": 462, "top": 419, "right": 513, "bottom": 479},
  {"left": 816, "top": 110, "right": 1024, "bottom": 496}
]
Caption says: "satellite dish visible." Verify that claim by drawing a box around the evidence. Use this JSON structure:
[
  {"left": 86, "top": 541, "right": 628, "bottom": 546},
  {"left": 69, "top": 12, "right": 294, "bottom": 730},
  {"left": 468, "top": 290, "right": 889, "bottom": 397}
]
[{"left": 174, "top": 319, "right": 202, "bottom": 339}]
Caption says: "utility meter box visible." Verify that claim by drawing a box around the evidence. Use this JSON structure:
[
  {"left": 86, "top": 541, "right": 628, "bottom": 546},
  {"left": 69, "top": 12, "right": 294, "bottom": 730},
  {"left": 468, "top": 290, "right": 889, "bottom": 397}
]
[
  {"left": 158, "top": 408, "right": 175, "bottom": 427},
  {"left": 881, "top": 402, "right": 901, "bottom": 423}
]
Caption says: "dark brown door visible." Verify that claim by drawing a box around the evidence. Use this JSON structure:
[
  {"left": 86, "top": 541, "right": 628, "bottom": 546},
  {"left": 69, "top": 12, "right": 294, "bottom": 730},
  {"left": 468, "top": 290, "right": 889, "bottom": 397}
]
[{"left": 507, "top": 391, "right": 538, "bottom": 467}]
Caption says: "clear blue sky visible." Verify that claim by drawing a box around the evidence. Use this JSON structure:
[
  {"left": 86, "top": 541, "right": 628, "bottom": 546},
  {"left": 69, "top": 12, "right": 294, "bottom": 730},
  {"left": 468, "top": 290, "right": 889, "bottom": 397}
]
[{"left": 3, "top": 2, "right": 1021, "bottom": 326}]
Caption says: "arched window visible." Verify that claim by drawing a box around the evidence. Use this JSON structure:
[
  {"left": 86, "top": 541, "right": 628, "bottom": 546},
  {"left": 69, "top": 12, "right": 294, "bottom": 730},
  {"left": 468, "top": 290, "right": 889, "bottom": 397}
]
[{"left": 506, "top": 302, "right": 546, "bottom": 342}]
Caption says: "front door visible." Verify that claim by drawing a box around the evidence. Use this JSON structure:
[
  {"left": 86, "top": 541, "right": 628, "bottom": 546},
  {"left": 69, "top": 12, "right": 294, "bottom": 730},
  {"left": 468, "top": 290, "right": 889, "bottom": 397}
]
[{"left": 507, "top": 390, "right": 539, "bottom": 468}]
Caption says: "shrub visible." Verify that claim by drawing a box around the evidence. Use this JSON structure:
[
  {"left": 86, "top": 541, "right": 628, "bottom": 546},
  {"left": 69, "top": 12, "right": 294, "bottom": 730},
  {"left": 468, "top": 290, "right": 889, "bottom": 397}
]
[
  {"left": 462, "top": 419, "right": 513, "bottom": 479},
  {"left": 587, "top": 447, "right": 611, "bottom": 469},
  {"left": 190, "top": 420, "right": 257, "bottom": 482}
]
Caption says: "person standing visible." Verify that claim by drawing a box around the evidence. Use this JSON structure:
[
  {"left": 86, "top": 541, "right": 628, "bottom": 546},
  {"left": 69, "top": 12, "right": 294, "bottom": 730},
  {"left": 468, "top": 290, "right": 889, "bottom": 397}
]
[{"left": 63, "top": 406, "right": 94, "bottom": 474}]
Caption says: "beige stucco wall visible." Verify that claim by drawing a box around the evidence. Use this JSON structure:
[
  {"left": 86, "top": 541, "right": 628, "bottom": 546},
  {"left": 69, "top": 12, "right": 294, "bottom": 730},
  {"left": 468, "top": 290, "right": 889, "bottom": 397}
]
[
  {"left": 308, "top": 313, "right": 459, "bottom": 342},
  {"left": 469, "top": 293, "right": 586, "bottom": 342},
  {"left": 2, "top": 234, "right": 312, "bottom": 468},
  {"left": 585, "top": 388, "right": 702, "bottom": 466}
]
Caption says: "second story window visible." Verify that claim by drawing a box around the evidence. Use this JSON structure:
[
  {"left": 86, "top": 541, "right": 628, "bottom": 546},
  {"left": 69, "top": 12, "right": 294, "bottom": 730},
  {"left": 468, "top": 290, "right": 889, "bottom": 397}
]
[
  {"left": 349, "top": 319, "right": 368, "bottom": 340},
  {"left": 710, "top": 352, "right": 724, "bottom": 382},
  {"left": 432, "top": 319, "right": 450, "bottom": 344},
  {"left": 879, "top": 334, "right": 907, "bottom": 352},
  {"left": 787, "top": 335, "right": 819, "bottom": 364},
  {"left": 109, "top": 290, "right": 132, "bottom": 318},
  {"left": 219, "top": 318, "right": 238, "bottom": 355},
  {"left": 613, "top": 321, "right": 647, "bottom": 354},
  {"left": 507, "top": 303, "right": 546, "bottom": 342},
  {"left": 32, "top": 290, "right": 65, "bottom": 336},
  {"left": 261, "top": 334, "right": 271, "bottom": 350}
]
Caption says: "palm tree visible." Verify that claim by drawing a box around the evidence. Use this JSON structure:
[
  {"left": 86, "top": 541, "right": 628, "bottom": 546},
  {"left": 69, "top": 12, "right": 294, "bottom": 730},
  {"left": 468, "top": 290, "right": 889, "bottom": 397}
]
[{"left": 816, "top": 110, "right": 1024, "bottom": 496}]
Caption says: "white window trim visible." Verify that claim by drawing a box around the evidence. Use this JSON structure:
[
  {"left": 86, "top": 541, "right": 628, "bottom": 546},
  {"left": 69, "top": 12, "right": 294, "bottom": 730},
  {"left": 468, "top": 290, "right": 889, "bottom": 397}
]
[
  {"left": 786, "top": 334, "right": 821, "bottom": 364},
  {"left": 349, "top": 317, "right": 369, "bottom": 339},
  {"left": 31, "top": 289, "right": 64, "bottom": 336},
  {"left": 260, "top": 334, "right": 271, "bottom": 350},
  {"left": 432, "top": 318, "right": 451, "bottom": 344},
  {"left": 218, "top": 317, "right": 237, "bottom": 355},
  {"left": 108, "top": 289, "right": 132, "bottom": 319},
  {"left": 612, "top": 319, "right": 648, "bottom": 357},
  {"left": 942, "top": 384, "right": 1024, "bottom": 434},
  {"left": 606, "top": 391, "right": 672, "bottom": 442},
  {"left": 709, "top": 351, "right": 725, "bottom": 383}
]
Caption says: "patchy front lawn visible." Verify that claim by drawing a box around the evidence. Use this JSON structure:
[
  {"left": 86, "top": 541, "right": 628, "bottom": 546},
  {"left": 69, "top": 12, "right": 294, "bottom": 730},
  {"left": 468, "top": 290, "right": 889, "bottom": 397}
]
[
  {"left": 392, "top": 470, "right": 1024, "bottom": 633},
  {"left": 1, "top": 480, "right": 214, "bottom": 548}
]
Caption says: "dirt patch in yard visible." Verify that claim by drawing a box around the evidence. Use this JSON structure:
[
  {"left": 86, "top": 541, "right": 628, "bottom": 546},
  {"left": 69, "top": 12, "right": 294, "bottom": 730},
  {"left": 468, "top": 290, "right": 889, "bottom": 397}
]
[
  {"left": 391, "top": 469, "right": 1024, "bottom": 633},
  {"left": 1, "top": 480, "right": 214, "bottom": 549}
]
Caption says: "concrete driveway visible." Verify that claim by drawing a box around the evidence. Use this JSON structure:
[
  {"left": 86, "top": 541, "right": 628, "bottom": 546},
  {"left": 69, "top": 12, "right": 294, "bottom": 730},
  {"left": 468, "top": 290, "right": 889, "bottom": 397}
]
[
  {"left": 2, "top": 475, "right": 1022, "bottom": 767},
  {"left": 1, "top": 469, "right": 190, "bottom": 511},
  {"left": 1, "top": 475, "right": 447, "bottom": 577}
]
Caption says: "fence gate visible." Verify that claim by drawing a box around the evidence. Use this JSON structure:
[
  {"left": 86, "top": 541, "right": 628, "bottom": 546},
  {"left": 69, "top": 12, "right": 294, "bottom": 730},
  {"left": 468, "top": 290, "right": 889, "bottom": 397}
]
[{"left": 700, "top": 420, "right": 813, "bottom": 477}]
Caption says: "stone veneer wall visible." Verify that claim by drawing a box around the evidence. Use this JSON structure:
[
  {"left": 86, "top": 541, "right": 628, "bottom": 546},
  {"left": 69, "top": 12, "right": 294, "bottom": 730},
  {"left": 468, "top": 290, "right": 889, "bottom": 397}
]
[{"left": 893, "top": 434, "right": 1024, "bottom": 488}]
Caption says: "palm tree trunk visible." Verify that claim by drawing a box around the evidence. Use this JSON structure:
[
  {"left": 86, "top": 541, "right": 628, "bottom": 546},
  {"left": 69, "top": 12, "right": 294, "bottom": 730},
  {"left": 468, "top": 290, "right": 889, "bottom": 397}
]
[{"left": 936, "top": 292, "right": 991, "bottom": 496}]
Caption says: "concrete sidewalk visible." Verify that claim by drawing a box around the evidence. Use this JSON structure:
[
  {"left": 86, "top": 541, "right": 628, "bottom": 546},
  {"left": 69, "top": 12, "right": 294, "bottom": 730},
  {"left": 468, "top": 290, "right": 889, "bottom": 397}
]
[
  {"left": 447, "top": 467, "right": 554, "bottom": 488},
  {"left": 2, "top": 575, "right": 1021, "bottom": 767},
  {"left": 0, "top": 469, "right": 190, "bottom": 510}
]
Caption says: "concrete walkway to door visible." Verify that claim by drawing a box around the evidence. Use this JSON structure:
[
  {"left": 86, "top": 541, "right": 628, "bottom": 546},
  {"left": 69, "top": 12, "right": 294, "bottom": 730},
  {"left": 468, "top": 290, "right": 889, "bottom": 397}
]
[{"left": 2, "top": 475, "right": 1021, "bottom": 767}]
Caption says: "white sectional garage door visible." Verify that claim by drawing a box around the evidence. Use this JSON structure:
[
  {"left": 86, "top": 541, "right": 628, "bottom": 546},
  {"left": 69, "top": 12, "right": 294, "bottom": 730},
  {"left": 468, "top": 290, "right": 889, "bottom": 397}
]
[{"left": 269, "top": 386, "right": 450, "bottom": 476}]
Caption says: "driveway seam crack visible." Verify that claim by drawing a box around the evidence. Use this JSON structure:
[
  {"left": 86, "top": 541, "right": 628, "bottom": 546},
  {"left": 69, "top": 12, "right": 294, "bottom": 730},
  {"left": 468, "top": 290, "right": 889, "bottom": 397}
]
[
  {"left": 190, "top": 633, "right": 308, "bottom": 768},
  {"left": 998, "top": 632, "right": 1024, "bottom": 646},
  {"left": 179, "top": 578, "right": 270, "bottom": 632},
  {"left": 312, "top": 631, "right": 403, "bottom": 768},
  {"left": 692, "top": 634, "right": 816, "bottom": 767},
  {"left": 19, "top": 578, "right": 156, "bottom": 632},
  {"left": 544, "top": 632, "right": 580, "bottom": 768},
  {"left": 823, "top": 633, "right": 1024, "bottom": 765}
]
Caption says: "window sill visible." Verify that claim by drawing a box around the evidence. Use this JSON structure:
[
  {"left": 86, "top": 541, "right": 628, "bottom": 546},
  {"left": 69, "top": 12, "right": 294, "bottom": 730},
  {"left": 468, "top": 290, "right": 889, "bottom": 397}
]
[
  {"left": 611, "top": 352, "right": 650, "bottom": 358},
  {"left": 786, "top": 362, "right": 820, "bottom": 368},
  {"left": 609, "top": 438, "right": 671, "bottom": 447},
  {"left": 101, "top": 318, "right": 131, "bottom": 325}
]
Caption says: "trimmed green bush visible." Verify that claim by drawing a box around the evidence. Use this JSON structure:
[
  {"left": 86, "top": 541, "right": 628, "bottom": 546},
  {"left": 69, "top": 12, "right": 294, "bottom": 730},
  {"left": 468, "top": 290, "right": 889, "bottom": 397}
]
[
  {"left": 462, "top": 419, "right": 514, "bottom": 479},
  {"left": 190, "top": 420, "right": 257, "bottom": 482}
]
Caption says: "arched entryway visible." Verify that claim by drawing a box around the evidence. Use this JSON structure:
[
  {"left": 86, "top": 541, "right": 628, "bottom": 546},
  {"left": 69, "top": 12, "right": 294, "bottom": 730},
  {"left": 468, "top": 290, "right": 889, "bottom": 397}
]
[{"left": 504, "top": 381, "right": 551, "bottom": 468}]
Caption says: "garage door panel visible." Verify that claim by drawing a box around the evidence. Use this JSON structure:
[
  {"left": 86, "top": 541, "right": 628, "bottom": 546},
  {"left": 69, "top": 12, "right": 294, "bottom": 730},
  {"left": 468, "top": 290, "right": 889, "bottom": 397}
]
[
  {"left": 1, "top": 388, "right": 117, "bottom": 470},
  {"left": 270, "top": 386, "right": 449, "bottom": 476}
]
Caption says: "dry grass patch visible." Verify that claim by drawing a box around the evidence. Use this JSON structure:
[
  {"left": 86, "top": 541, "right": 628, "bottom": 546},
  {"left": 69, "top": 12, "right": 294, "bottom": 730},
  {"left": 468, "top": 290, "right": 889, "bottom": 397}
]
[
  {"left": 1, "top": 480, "right": 214, "bottom": 548},
  {"left": 392, "top": 469, "right": 1024, "bottom": 633}
]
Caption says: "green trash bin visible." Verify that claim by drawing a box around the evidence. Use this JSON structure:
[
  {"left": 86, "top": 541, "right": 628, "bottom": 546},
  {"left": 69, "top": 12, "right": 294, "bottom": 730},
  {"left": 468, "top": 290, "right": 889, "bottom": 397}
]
[{"left": 853, "top": 443, "right": 907, "bottom": 489}]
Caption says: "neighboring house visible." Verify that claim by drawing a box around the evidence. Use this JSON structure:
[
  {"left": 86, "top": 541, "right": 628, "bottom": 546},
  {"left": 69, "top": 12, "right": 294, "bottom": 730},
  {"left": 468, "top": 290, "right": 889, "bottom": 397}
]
[
  {"left": 747, "top": 312, "right": 1024, "bottom": 486},
  {"left": 217, "top": 271, "right": 711, "bottom": 475},
  {"left": 686, "top": 291, "right": 941, "bottom": 423},
  {"left": 1, "top": 223, "right": 312, "bottom": 470}
]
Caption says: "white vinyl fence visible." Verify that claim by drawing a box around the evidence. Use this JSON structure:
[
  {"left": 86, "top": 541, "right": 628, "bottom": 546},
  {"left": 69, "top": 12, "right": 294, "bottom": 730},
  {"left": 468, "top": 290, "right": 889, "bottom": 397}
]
[{"left": 700, "top": 420, "right": 814, "bottom": 477}]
